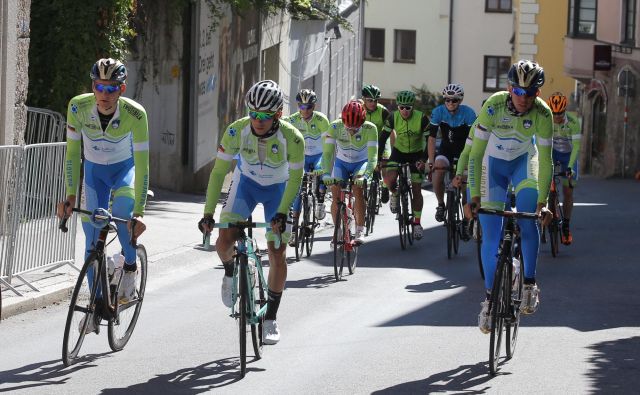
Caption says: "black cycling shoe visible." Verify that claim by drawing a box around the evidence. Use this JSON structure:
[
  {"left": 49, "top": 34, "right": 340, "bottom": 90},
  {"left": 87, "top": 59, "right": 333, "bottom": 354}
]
[
  {"left": 460, "top": 219, "right": 471, "bottom": 241},
  {"left": 381, "top": 187, "right": 390, "bottom": 204},
  {"left": 435, "top": 204, "right": 446, "bottom": 222}
]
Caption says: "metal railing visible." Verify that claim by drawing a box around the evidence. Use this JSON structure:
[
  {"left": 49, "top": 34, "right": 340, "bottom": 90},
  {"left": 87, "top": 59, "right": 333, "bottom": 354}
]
[{"left": 24, "top": 107, "right": 66, "bottom": 144}]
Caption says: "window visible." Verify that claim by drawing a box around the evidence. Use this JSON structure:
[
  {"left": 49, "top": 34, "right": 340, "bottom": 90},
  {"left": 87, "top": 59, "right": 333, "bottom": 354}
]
[
  {"left": 394, "top": 30, "right": 416, "bottom": 63},
  {"left": 364, "top": 28, "right": 385, "bottom": 61},
  {"left": 483, "top": 56, "right": 511, "bottom": 92},
  {"left": 623, "top": 0, "right": 636, "bottom": 45},
  {"left": 485, "top": 0, "right": 512, "bottom": 13},
  {"left": 568, "top": 0, "right": 597, "bottom": 38}
]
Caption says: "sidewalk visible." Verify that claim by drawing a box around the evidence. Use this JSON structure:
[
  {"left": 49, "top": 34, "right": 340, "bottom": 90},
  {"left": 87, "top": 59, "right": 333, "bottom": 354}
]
[{"left": 1, "top": 189, "right": 212, "bottom": 320}]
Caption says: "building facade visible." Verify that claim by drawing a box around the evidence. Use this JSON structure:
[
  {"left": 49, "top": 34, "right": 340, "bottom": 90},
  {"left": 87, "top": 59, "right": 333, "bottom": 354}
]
[{"left": 564, "top": 0, "right": 640, "bottom": 178}]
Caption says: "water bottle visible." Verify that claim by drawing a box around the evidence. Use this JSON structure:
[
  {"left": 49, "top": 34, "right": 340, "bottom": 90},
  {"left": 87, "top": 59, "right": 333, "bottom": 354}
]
[
  {"left": 107, "top": 256, "right": 115, "bottom": 278},
  {"left": 111, "top": 253, "right": 125, "bottom": 285},
  {"left": 511, "top": 257, "right": 521, "bottom": 293},
  {"left": 346, "top": 205, "right": 355, "bottom": 234},
  {"left": 247, "top": 256, "right": 257, "bottom": 289}
]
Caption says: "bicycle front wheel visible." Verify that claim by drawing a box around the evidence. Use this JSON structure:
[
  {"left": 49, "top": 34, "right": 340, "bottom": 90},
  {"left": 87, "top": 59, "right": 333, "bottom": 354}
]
[
  {"left": 304, "top": 193, "right": 316, "bottom": 257},
  {"left": 62, "top": 252, "right": 102, "bottom": 366},
  {"left": 446, "top": 192, "right": 454, "bottom": 259},
  {"left": 405, "top": 185, "right": 414, "bottom": 246},
  {"left": 453, "top": 196, "right": 461, "bottom": 254},
  {"left": 489, "top": 256, "right": 508, "bottom": 376},
  {"left": 506, "top": 249, "right": 524, "bottom": 359},
  {"left": 251, "top": 258, "right": 265, "bottom": 360},
  {"left": 108, "top": 245, "right": 148, "bottom": 351},
  {"left": 238, "top": 256, "right": 248, "bottom": 377},
  {"left": 333, "top": 206, "right": 345, "bottom": 281}
]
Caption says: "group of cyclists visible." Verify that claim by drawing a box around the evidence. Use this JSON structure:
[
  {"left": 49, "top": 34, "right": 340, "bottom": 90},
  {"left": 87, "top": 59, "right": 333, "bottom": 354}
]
[{"left": 57, "top": 56, "right": 580, "bottom": 346}]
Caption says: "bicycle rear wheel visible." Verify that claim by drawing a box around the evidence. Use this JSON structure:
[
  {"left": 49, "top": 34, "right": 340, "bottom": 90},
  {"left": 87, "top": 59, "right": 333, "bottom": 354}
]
[
  {"left": 548, "top": 195, "right": 560, "bottom": 257},
  {"left": 251, "top": 259, "right": 265, "bottom": 360},
  {"left": 398, "top": 208, "right": 407, "bottom": 250},
  {"left": 446, "top": 192, "right": 454, "bottom": 259},
  {"left": 238, "top": 256, "right": 248, "bottom": 377},
  {"left": 62, "top": 252, "right": 102, "bottom": 366},
  {"left": 489, "top": 255, "right": 508, "bottom": 376},
  {"left": 365, "top": 181, "right": 377, "bottom": 236},
  {"left": 333, "top": 206, "right": 345, "bottom": 281},
  {"left": 108, "top": 245, "right": 148, "bottom": 351},
  {"left": 295, "top": 200, "right": 307, "bottom": 260},
  {"left": 405, "top": 184, "right": 414, "bottom": 246},
  {"left": 506, "top": 249, "right": 524, "bottom": 359},
  {"left": 453, "top": 197, "right": 461, "bottom": 254}
]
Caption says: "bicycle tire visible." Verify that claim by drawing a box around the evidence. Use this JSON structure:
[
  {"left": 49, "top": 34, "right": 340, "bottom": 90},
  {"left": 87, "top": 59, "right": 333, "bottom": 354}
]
[
  {"left": 548, "top": 194, "right": 559, "bottom": 257},
  {"left": 489, "top": 254, "right": 508, "bottom": 376},
  {"left": 108, "top": 245, "right": 148, "bottom": 351},
  {"left": 365, "top": 181, "right": 377, "bottom": 236},
  {"left": 62, "top": 252, "right": 102, "bottom": 367},
  {"left": 295, "top": 199, "right": 306, "bottom": 261},
  {"left": 238, "top": 255, "right": 248, "bottom": 378},
  {"left": 506, "top": 248, "right": 524, "bottom": 359},
  {"left": 405, "top": 181, "right": 414, "bottom": 246},
  {"left": 398, "top": 203, "right": 407, "bottom": 250},
  {"left": 348, "top": 204, "right": 358, "bottom": 275},
  {"left": 453, "top": 195, "right": 461, "bottom": 254},
  {"left": 474, "top": 219, "right": 485, "bottom": 279},
  {"left": 333, "top": 206, "right": 345, "bottom": 281},
  {"left": 305, "top": 194, "right": 316, "bottom": 257},
  {"left": 446, "top": 191, "right": 454, "bottom": 259},
  {"left": 251, "top": 256, "right": 265, "bottom": 359}
]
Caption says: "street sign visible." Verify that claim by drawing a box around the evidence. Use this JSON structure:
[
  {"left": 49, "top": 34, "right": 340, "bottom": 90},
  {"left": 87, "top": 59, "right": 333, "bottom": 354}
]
[{"left": 593, "top": 45, "right": 612, "bottom": 71}]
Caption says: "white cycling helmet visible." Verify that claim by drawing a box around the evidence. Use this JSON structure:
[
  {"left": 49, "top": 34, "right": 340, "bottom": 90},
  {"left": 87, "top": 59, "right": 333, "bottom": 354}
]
[
  {"left": 442, "top": 83, "right": 464, "bottom": 100},
  {"left": 246, "top": 80, "right": 284, "bottom": 112}
]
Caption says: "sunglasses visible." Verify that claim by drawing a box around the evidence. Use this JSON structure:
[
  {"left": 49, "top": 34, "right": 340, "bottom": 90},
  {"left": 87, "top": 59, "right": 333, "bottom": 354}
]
[
  {"left": 249, "top": 110, "right": 277, "bottom": 121},
  {"left": 444, "top": 98, "right": 460, "bottom": 104},
  {"left": 298, "top": 104, "right": 314, "bottom": 110},
  {"left": 364, "top": 98, "right": 377, "bottom": 103},
  {"left": 399, "top": 105, "right": 413, "bottom": 111},
  {"left": 511, "top": 86, "right": 539, "bottom": 97},
  {"left": 552, "top": 112, "right": 565, "bottom": 116},
  {"left": 94, "top": 83, "right": 121, "bottom": 94}
]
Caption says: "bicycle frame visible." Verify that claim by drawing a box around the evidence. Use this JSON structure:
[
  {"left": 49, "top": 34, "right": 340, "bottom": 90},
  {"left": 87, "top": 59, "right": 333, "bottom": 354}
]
[{"left": 336, "top": 181, "right": 356, "bottom": 252}]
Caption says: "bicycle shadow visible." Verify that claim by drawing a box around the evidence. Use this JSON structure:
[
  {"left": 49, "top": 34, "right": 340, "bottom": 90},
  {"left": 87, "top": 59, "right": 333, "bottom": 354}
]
[
  {"left": 405, "top": 278, "right": 463, "bottom": 293},
  {"left": 286, "top": 274, "right": 335, "bottom": 289},
  {"left": 99, "top": 357, "right": 265, "bottom": 394},
  {"left": 0, "top": 354, "right": 110, "bottom": 393},
  {"left": 371, "top": 361, "right": 496, "bottom": 394}
]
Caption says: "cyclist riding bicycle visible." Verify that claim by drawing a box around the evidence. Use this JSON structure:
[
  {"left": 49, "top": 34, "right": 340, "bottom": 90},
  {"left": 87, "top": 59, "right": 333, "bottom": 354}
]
[
  {"left": 469, "top": 59, "right": 552, "bottom": 333},
  {"left": 361, "top": 84, "right": 392, "bottom": 203},
  {"left": 57, "top": 58, "right": 149, "bottom": 316},
  {"left": 379, "top": 90, "right": 430, "bottom": 240},
  {"left": 199, "top": 80, "right": 305, "bottom": 345},
  {"left": 452, "top": 118, "right": 479, "bottom": 239},
  {"left": 322, "top": 100, "right": 378, "bottom": 245},
  {"left": 547, "top": 91, "right": 580, "bottom": 245},
  {"left": 283, "top": 89, "right": 331, "bottom": 247},
  {"left": 428, "top": 83, "right": 476, "bottom": 235}
]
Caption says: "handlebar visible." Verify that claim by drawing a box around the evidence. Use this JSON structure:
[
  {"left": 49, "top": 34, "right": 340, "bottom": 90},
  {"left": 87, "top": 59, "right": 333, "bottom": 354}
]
[
  {"left": 476, "top": 207, "right": 540, "bottom": 220},
  {"left": 59, "top": 206, "right": 137, "bottom": 246}
]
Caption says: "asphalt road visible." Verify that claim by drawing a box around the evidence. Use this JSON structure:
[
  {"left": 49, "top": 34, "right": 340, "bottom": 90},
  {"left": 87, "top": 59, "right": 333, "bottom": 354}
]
[{"left": 1, "top": 177, "right": 639, "bottom": 394}]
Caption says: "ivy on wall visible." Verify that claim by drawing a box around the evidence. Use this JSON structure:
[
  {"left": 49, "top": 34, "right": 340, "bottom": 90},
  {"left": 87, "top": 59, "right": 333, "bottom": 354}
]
[{"left": 27, "top": 0, "right": 362, "bottom": 114}]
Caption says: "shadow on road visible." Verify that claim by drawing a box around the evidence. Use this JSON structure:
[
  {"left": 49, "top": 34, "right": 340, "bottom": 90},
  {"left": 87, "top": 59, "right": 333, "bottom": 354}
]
[
  {"left": 99, "top": 357, "right": 264, "bottom": 394},
  {"left": 585, "top": 336, "right": 640, "bottom": 394}
]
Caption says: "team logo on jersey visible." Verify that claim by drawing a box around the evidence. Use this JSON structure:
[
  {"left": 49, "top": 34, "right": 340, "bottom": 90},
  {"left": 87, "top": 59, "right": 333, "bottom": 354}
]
[
  {"left": 271, "top": 144, "right": 279, "bottom": 154},
  {"left": 501, "top": 117, "right": 511, "bottom": 123},
  {"left": 523, "top": 120, "right": 533, "bottom": 129},
  {"left": 487, "top": 106, "right": 495, "bottom": 116},
  {"left": 355, "top": 134, "right": 362, "bottom": 142},
  {"left": 311, "top": 124, "right": 316, "bottom": 129},
  {"left": 71, "top": 104, "right": 78, "bottom": 114},
  {"left": 228, "top": 128, "right": 236, "bottom": 137},
  {"left": 111, "top": 119, "right": 120, "bottom": 129}
]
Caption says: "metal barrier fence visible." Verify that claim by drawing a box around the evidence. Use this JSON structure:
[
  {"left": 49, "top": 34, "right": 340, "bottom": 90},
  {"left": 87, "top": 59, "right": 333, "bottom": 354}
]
[
  {"left": 24, "top": 107, "right": 66, "bottom": 144},
  {"left": 0, "top": 143, "right": 77, "bottom": 296}
]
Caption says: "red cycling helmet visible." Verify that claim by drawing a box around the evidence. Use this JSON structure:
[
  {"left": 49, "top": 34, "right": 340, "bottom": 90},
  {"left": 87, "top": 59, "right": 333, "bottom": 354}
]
[{"left": 341, "top": 100, "right": 366, "bottom": 129}]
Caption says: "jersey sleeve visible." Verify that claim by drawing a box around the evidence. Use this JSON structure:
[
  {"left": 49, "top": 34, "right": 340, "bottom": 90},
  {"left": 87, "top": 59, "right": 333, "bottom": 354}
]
[
  {"left": 535, "top": 112, "right": 554, "bottom": 204},
  {"left": 132, "top": 108, "right": 150, "bottom": 216},
  {"left": 381, "top": 108, "right": 392, "bottom": 132},
  {"left": 203, "top": 123, "right": 241, "bottom": 215},
  {"left": 278, "top": 128, "right": 305, "bottom": 214},
  {"left": 322, "top": 122, "right": 338, "bottom": 175},
  {"left": 469, "top": 105, "right": 493, "bottom": 198},
  {"left": 428, "top": 106, "right": 442, "bottom": 138},
  {"left": 568, "top": 114, "right": 582, "bottom": 169},
  {"left": 65, "top": 99, "right": 82, "bottom": 197},
  {"left": 456, "top": 120, "right": 477, "bottom": 176},
  {"left": 365, "top": 124, "right": 378, "bottom": 178}
]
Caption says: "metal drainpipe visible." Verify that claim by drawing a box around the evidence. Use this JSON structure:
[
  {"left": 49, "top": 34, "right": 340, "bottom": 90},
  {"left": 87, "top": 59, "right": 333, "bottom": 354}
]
[{"left": 447, "top": 0, "right": 453, "bottom": 83}]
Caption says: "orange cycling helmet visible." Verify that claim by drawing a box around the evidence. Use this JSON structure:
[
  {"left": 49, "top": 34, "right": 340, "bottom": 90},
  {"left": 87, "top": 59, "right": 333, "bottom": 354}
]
[
  {"left": 341, "top": 100, "right": 366, "bottom": 129},
  {"left": 547, "top": 92, "right": 568, "bottom": 114}
]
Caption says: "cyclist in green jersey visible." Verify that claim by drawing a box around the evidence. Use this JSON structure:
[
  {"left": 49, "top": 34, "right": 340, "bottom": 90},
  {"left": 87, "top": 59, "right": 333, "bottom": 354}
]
[
  {"left": 57, "top": 58, "right": 149, "bottom": 314},
  {"left": 379, "top": 90, "right": 430, "bottom": 240},
  {"left": 362, "top": 84, "right": 392, "bottom": 203},
  {"left": 199, "top": 80, "right": 305, "bottom": 344},
  {"left": 547, "top": 92, "right": 581, "bottom": 245},
  {"left": 283, "top": 89, "right": 331, "bottom": 247}
]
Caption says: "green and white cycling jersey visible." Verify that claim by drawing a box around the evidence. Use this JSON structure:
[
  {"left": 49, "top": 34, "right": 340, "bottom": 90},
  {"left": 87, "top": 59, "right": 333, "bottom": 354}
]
[
  {"left": 65, "top": 93, "right": 149, "bottom": 215},
  {"left": 552, "top": 112, "right": 581, "bottom": 168},
  {"left": 283, "top": 111, "right": 330, "bottom": 156},
  {"left": 322, "top": 119, "right": 378, "bottom": 178},
  {"left": 204, "top": 117, "right": 305, "bottom": 215},
  {"left": 469, "top": 91, "right": 553, "bottom": 204},
  {"left": 455, "top": 118, "right": 479, "bottom": 177}
]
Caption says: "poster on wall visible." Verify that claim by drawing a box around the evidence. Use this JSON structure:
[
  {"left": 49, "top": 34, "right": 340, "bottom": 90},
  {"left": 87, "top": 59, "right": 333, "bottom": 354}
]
[{"left": 192, "top": 0, "right": 220, "bottom": 173}]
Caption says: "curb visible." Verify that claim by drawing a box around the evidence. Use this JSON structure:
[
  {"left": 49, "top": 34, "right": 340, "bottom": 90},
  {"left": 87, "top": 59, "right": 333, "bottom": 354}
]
[{"left": 1, "top": 285, "right": 73, "bottom": 320}]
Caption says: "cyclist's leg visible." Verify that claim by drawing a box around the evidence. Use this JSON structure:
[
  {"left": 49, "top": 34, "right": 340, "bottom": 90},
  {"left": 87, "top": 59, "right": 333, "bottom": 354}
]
[
  {"left": 408, "top": 152, "right": 425, "bottom": 224},
  {"left": 512, "top": 152, "right": 540, "bottom": 283},
  {"left": 432, "top": 154, "right": 449, "bottom": 206},
  {"left": 479, "top": 156, "right": 509, "bottom": 292},
  {"left": 383, "top": 149, "right": 401, "bottom": 194},
  {"left": 310, "top": 153, "right": 326, "bottom": 217},
  {"left": 329, "top": 159, "right": 350, "bottom": 225},
  {"left": 110, "top": 159, "right": 136, "bottom": 265},
  {"left": 352, "top": 161, "right": 368, "bottom": 228},
  {"left": 218, "top": 171, "right": 253, "bottom": 264},
  {"left": 380, "top": 140, "right": 392, "bottom": 202}
]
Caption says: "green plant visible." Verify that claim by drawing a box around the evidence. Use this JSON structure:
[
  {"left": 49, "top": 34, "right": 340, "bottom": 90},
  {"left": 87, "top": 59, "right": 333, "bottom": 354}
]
[{"left": 411, "top": 84, "right": 442, "bottom": 115}]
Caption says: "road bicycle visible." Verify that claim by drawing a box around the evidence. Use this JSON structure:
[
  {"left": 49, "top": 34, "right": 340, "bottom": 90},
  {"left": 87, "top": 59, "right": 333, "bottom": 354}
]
[
  {"left": 291, "top": 172, "right": 320, "bottom": 261},
  {"left": 541, "top": 163, "right": 573, "bottom": 257},
  {"left": 383, "top": 163, "right": 414, "bottom": 250},
  {"left": 476, "top": 207, "right": 534, "bottom": 376},
  {"left": 364, "top": 170, "right": 382, "bottom": 236},
  {"left": 333, "top": 179, "right": 358, "bottom": 281},
  {"left": 59, "top": 207, "right": 147, "bottom": 367},
  {"left": 212, "top": 218, "right": 271, "bottom": 378},
  {"left": 434, "top": 160, "right": 464, "bottom": 259}
]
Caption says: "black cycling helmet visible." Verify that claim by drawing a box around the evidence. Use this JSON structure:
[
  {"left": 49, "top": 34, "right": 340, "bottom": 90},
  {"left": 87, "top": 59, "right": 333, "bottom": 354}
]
[
  {"left": 362, "top": 84, "right": 381, "bottom": 99},
  {"left": 90, "top": 58, "right": 127, "bottom": 83},
  {"left": 296, "top": 89, "right": 317, "bottom": 104},
  {"left": 507, "top": 60, "right": 545, "bottom": 89}
]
